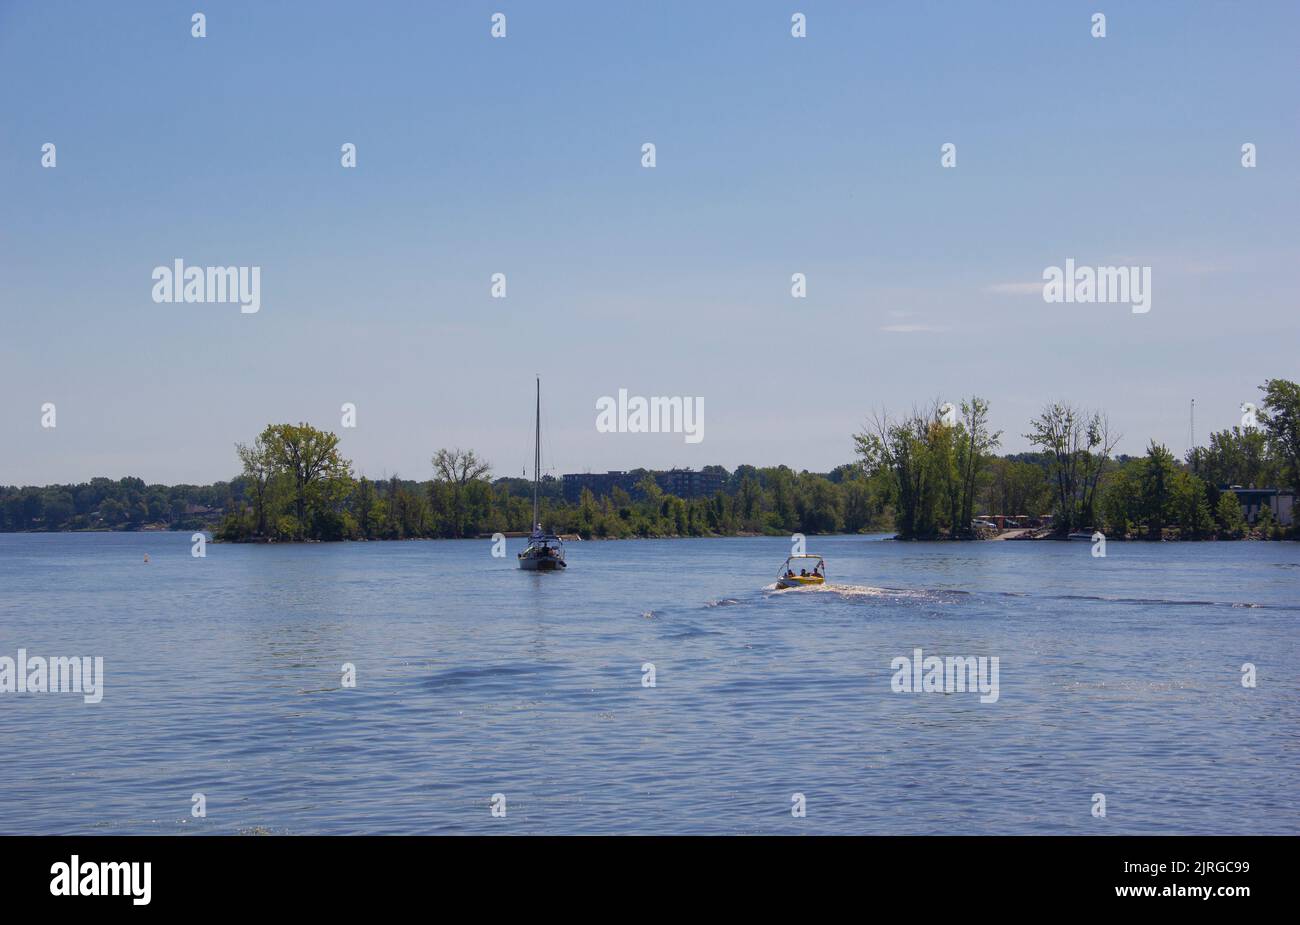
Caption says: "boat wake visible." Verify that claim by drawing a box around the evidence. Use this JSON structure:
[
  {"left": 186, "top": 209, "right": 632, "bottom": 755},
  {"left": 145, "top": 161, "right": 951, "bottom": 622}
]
[
  {"left": 766, "top": 584, "right": 1285, "bottom": 611},
  {"left": 1048, "top": 592, "right": 1295, "bottom": 612},
  {"left": 763, "top": 582, "right": 966, "bottom": 601}
]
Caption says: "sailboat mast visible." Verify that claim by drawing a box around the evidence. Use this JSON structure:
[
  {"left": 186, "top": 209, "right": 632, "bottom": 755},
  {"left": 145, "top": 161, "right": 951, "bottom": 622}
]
[{"left": 533, "top": 376, "right": 540, "bottom": 530}]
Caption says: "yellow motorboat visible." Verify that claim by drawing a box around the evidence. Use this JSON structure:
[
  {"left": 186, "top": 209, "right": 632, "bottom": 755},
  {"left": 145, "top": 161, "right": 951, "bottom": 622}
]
[{"left": 776, "top": 554, "right": 826, "bottom": 589}]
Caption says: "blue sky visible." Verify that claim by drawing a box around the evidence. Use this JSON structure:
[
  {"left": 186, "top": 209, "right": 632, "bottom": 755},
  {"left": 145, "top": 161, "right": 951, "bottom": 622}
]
[{"left": 2, "top": 0, "right": 1297, "bottom": 485}]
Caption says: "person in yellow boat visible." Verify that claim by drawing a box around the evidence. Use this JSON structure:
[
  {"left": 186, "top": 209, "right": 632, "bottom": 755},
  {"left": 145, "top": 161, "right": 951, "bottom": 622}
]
[
  {"left": 800, "top": 568, "right": 809, "bottom": 577},
  {"left": 784, "top": 568, "right": 795, "bottom": 579}
]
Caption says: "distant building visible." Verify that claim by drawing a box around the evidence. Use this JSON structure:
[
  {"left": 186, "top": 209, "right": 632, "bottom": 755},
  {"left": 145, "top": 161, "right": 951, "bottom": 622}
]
[
  {"left": 562, "top": 471, "right": 641, "bottom": 504},
  {"left": 655, "top": 468, "right": 724, "bottom": 500},
  {"left": 563, "top": 468, "right": 724, "bottom": 504},
  {"left": 1227, "top": 487, "right": 1295, "bottom": 525}
]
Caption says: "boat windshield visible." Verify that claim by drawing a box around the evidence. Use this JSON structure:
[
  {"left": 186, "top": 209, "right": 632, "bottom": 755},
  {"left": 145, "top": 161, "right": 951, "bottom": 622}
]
[
  {"left": 780, "top": 556, "right": 824, "bottom": 576},
  {"left": 524, "top": 533, "right": 564, "bottom": 555}
]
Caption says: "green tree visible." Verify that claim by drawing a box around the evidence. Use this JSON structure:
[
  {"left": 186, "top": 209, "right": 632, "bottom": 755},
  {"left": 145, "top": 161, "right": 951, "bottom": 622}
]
[
  {"left": 1172, "top": 471, "right": 1214, "bottom": 539},
  {"left": 236, "top": 435, "right": 275, "bottom": 537},
  {"left": 1258, "top": 378, "right": 1300, "bottom": 495},
  {"left": 1025, "top": 404, "right": 1119, "bottom": 533},
  {"left": 956, "top": 396, "right": 1001, "bottom": 536},
  {"left": 764, "top": 467, "right": 798, "bottom": 533},
  {"left": 355, "top": 476, "right": 377, "bottom": 538},
  {"left": 737, "top": 476, "right": 761, "bottom": 525},
  {"left": 576, "top": 487, "right": 598, "bottom": 537},
  {"left": 100, "top": 498, "right": 126, "bottom": 526},
  {"left": 40, "top": 490, "right": 74, "bottom": 529},
  {"left": 856, "top": 406, "right": 951, "bottom": 540},
  {"left": 984, "top": 457, "right": 1051, "bottom": 521},
  {"left": 1215, "top": 492, "right": 1247, "bottom": 539},
  {"left": 1138, "top": 441, "right": 1178, "bottom": 539},
  {"left": 1099, "top": 459, "right": 1142, "bottom": 537},
  {"left": 840, "top": 472, "right": 885, "bottom": 533},
  {"left": 261, "top": 423, "right": 353, "bottom": 539},
  {"left": 430, "top": 448, "right": 492, "bottom": 537},
  {"left": 1188, "top": 426, "right": 1274, "bottom": 488},
  {"left": 796, "top": 472, "right": 842, "bottom": 534}
]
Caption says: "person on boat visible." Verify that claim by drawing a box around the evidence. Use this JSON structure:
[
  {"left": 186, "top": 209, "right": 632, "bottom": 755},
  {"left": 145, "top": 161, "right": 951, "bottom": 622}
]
[
  {"left": 800, "top": 568, "right": 809, "bottom": 577},
  {"left": 812, "top": 565, "right": 822, "bottom": 578}
]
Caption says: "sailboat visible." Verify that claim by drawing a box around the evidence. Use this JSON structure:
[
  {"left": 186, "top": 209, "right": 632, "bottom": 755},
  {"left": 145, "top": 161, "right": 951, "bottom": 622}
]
[{"left": 518, "top": 377, "right": 566, "bottom": 571}]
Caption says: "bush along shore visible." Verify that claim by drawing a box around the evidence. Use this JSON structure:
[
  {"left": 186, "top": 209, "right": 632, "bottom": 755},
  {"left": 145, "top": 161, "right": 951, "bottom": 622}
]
[{"left": 3, "top": 379, "right": 1296, "bottom": 543}]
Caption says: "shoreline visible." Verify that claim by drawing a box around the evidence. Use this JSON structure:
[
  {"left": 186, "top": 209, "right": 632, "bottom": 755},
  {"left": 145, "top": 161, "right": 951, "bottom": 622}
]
[{"left": 3, "top": 528, "right": 1292, "bottom": 544}]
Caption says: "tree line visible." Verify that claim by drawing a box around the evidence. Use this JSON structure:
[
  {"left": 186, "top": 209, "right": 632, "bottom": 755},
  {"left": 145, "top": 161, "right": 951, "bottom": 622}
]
[
  {"left": 0, "top": 477, "right": 231, "bottom": 533},
  {"left": 4, "top": 378, "right": 1296, "bottom": 541},
  {"left": 854, "top": 378, "right": 1299, "bottom": 541},
  {"left": 211, "top": 422, "right": 896, "bottom": 541}
]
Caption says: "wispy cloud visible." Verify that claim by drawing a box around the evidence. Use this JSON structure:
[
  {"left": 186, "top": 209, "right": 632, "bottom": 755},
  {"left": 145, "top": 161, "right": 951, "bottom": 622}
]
[
  {"left": 984, "top": 281, "right": 1042, "bottom": 296},
  {"left": 880, "top": 323, "right": 951, "bottom": 333}
]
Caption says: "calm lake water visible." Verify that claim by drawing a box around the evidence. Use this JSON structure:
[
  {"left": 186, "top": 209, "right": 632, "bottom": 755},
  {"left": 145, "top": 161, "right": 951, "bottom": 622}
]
[{"left": 0, "top": 531, "right": 1296, "bottom": 835}]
